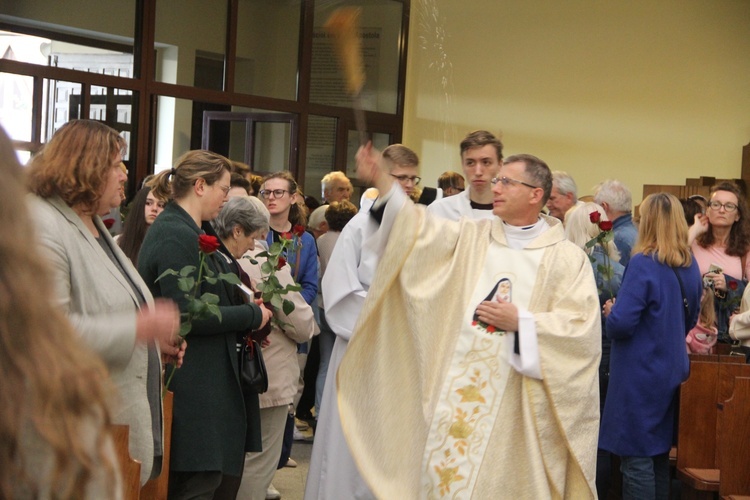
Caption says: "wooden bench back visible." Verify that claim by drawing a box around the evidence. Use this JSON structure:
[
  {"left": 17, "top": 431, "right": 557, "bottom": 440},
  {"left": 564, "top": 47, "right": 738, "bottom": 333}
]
[{"left": 717, "top": 377, "right": 750, "bottom": 497}]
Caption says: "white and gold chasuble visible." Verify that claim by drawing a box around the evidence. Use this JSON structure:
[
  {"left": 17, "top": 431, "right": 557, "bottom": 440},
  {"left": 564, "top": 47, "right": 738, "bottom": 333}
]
[
  {"left": 337, "top": 188, "right": 601, "bottom": 500},
  {"left": 422, "top": 243, "right": 543, "bottom": 497}
]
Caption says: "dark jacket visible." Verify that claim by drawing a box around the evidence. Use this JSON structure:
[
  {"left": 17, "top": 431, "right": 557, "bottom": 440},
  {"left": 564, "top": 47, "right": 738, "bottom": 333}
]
[{"left": 138, "top": 202, "right": 263, "bottom": 476}]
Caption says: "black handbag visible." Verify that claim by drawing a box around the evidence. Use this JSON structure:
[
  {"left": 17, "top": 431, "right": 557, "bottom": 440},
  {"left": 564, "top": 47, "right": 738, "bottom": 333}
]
[{"left": 241, "top": 339, "right": 269, "bottom": 394}]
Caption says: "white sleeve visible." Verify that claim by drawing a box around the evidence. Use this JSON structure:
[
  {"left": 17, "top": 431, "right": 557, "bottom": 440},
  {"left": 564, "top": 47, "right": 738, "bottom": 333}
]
[{"left": 508, "top": 307, "right": 542, "bottom": 379}]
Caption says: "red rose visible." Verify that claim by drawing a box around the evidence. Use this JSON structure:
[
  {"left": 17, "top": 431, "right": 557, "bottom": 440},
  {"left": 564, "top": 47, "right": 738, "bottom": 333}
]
[
  {"left": 276, "top": 256, "right": 287, "bottom": 270},
  {"left": 198, "top": 234, "right": 221, "bottom": 254},
  {"left": 486, "top": 325, "right": 496, "bottom": 333},
  {"left": 589, "top": 211, "right": 601, "bottom": 223},
  {"left": 729, "top": 280, "right": 738, "bottom": 291},
  {"left": 280, "top": 232, "right": 293, "bottom": 240},
  {"left": 102, "top": 218, "right": 115, "bottom": 229},
  {"left": 598, "top": 220, "right": 613, "bottom": 231},
  {"left": 293, "top": 224, "right": 306, "bottom": 238}
]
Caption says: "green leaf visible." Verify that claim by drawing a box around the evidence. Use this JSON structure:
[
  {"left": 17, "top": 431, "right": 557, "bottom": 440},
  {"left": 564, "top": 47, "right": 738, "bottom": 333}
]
[
  {"left": 155, "top": 269, "right": 179, "bottom": 282},
  {"left": 268, "top": 275, "right": 282, "bottom": 289},
  {"left": 219, "top": 272, "right": 241, "bottom": 285},
  {"left": 204, "top": 267, "right": 215, "bottom": 277},
  {"left": 261, "top": 261, "right": 274, "bottom": 275},
  {"left": 206, "top": 304, "right": 222, "bottom": 321},
  {"left": 269, "top": 242, "right": 283, "bottom": 254},
  {"left": 282, "top": 299, "right": 295, "bottom": 316},
  {"left": 179, "top": 322, "right": 192, "bottom": 336},
  {"left": 285, "top": 284, "right": 302, "bottom": 292},
  {"left": 179, "top": 265, "right": 197, "bottom": 277},
  {"left": 177, "top": 276, "right": 195, "bottom": 293},
  {"left": 204, "top": 276, "right": 218, "bottom": 284},
  {"left": 271, "top": 293, "right": 283, "bottom": 310},
  {"left": 187, "top": 298, "right": 204, "bottom": 315},
  {"left": 200, "top": 292, "right": 220, "bottom": 305},
  {"left": 256, "top": 281, "right": 267, "bottom": 292},
  {"left": 245, "top": 257, "right": 259, "bottom": 265},
  {"left": 584, "top": 238, "right": 597, "bottom": 249}
]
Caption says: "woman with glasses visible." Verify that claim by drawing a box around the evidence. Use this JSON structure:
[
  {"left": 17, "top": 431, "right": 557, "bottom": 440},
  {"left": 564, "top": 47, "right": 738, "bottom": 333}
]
[
  {"left": 259, "top": 172, "right": 319, "bottom": 306},
  {"left": 689, "top": 181, "right": 750, "bottom": 342},
  {"left": 139, "top": 150, "right": 272, "bottom": 499}
]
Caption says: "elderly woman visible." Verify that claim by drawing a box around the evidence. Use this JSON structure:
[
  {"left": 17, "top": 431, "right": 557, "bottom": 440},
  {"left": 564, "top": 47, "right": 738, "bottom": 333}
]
[
  {"left": 602, "top": 193, "right": 702, "bottom": 500},
  {"left": 138, "top": 150, "right": 272, "bottom": 499},
  {"left": 117, "top": 185, "right": 167, "bottom": 266},
  {"left": 690, "top": 181, "right": 750, "bottom": 342},
  {"left": 26, "top": 119, "right": 181, "bottom": 486},
  {"left": 209, "top": 196, "right": 318, "bottom": 500}
]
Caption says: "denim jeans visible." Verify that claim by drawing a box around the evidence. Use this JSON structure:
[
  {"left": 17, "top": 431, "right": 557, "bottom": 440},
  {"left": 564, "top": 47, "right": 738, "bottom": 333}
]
[{"left": 620, "top": 453, "right": 670, "bottom": 500}]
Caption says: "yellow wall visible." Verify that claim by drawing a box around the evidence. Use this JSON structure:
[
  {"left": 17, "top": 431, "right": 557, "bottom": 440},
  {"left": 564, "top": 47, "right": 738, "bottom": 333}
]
[{"left": 403, "top": 0, "right": 750, "bottom": 203}]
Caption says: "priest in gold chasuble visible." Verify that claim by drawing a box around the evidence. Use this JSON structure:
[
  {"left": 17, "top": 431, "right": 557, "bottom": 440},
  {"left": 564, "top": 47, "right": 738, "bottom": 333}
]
[{"left": 336, "top": 151, "right": 601, "bottom": 499}]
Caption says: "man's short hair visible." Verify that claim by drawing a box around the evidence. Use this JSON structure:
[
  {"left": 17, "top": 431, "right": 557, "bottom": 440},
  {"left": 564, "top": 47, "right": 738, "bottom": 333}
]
[
  {"left": 459, "top": 130, "right": 503, "bottom": 163},
  {"left": 382, "top": 144, "right": 419, "bottom": 170},
  {"left": 506, "top": 154, "right": 553, "bottom": 205},
  {"left": 321, "top": 171, "right": 351, "bottom": 198},
  {"left": 551, "top": 171, "right": 578, "bottom": 198},
  {"left": 593, "top": 179, "right": 632, "bottom": 213}
]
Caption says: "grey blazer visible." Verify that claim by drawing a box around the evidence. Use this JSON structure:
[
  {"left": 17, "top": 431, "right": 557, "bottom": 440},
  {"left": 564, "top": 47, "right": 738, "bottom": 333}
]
[{"left": 29, "top": 195, "right": 161, "bottom": 485}]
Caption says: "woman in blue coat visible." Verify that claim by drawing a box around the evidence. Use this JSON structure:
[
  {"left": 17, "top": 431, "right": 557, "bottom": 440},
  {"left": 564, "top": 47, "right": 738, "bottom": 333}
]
[{"left": 601, "top": 192, "right": 701, "bottom": 500}]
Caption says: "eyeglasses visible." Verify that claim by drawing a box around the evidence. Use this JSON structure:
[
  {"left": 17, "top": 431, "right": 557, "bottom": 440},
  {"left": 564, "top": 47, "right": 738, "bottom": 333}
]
[
  {"left": 491, "top": 176, "right": 539, "bottom": 189},
  {"left": 708, "top": 201, "right": 738, "bottom": 212},
  {"left": 390, "top": 174, "right": 421, "bottom": 185},
  {"left": 216, "top": 184, "right": 231, "bottom": 196},
  {"left": 259, "top": 189, "right": 291, "bottom": 200}
]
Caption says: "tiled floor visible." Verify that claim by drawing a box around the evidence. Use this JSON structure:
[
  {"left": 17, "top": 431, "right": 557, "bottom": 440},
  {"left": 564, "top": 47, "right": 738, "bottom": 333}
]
[{"left": 268, "top": 431, "right": 313, "bottom": 500}]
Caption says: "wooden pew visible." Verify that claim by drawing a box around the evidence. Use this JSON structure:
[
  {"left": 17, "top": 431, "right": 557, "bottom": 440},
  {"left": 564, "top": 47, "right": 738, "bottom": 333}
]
[
  {"left": 717, "top": 377, "right": 750, "bottom": 499},
  {"left": 112, "top": 424, "right": 142, "bottom": 500},
  {"left": 141, "top": 390, "right": 174, "bottom": 500},
  {"left": 676, "top": 360, "right": 750, "bottom": 498}
]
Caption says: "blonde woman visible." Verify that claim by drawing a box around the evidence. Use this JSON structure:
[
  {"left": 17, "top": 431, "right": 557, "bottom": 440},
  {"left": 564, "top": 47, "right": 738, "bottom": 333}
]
[{"left": 601, "top": 193, "right": 701, "bottom": 500}]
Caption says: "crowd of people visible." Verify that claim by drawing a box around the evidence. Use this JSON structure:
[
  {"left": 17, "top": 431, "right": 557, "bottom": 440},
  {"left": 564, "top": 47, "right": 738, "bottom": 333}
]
[{"left": 3, "top": 118, "right": 750, "bottom": 500}]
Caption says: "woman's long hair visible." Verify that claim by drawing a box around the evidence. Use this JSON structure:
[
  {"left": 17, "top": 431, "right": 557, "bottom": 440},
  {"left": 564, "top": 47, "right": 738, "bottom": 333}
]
[
  {"left": 118, "top": 186, "right": 161, "bottom": 266},
  {"left": 634, "top": 192, "right": 693, "bottom": 267},
  {"left": 262, "top": 171, "right": 307, "bottom": 227},
  {"left": 696, "top": 181, "right": 750, "bottom": 257},
  {"left": 0, "top": 127, "right": 117, "bottom": 497}
]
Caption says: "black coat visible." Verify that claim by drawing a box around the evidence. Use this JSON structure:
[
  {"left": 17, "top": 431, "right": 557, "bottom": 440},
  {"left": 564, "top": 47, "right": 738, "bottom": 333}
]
[{"left": 138, "top": 202, "right": 263, "bottom": 475}]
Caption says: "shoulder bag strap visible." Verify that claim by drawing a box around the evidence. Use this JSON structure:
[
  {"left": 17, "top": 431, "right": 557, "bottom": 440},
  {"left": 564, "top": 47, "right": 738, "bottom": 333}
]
[
  {"left": 741, "top": 253, "right": 747, "bottom": 281},
  {"left": 671, "top": 266, "right": 690, "bottom": 332}
]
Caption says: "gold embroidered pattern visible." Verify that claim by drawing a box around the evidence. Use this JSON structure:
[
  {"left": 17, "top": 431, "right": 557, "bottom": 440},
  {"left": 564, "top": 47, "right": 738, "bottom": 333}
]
[{"left": 423, "top": 336, "right": 508, "bottom": 498}]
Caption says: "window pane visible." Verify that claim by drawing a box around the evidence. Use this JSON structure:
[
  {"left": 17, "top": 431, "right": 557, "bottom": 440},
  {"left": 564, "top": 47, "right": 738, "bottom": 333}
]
[
  {"left": 311, "top": 0, "right": 403, "bottom": 114},
  {"left": 0, "top": 73, "right": 34, "bottom": 142},
  {"left": 155, "top": 95, "right": 193, "bottom": 173},
  {"left": 46, "top": 79, "right": 81, "bottom": 139},
  {"left": 304, "top": 115, "right": 337, "bottom": 202},
  {"left": 235, "top": 0, "right": 301, "bottom": 100},
  {"left": 0, "top": 0, "right": 136, "bottom": 73},
  {"left": 155, "top": 0, "right": 228, "bottom": 89},
  {"left": 86, "top": 86, "right": 134, "bottom": 160}
]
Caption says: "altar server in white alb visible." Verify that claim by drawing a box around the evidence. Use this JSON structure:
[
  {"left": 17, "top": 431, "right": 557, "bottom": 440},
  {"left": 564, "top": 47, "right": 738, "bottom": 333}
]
[
  {"left": 428, "top": 130, "right": 502, "bottom": 221},
  {"left": 304, "top": 144, "right": 421, "bottom": 500},
  {"left": 337, "top": 145, "right": 602, "bottom": 499}
]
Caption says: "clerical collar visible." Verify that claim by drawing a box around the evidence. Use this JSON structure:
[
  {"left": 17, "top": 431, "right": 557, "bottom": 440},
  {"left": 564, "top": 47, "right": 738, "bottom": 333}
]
[
  {"left": 502, "top": 217, "right": 550, "bottom": 250},
  {"left": 470, "top": 200, "right": 493, "bottom": 210}
]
